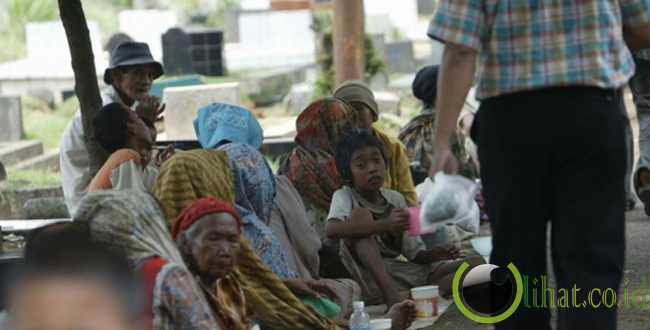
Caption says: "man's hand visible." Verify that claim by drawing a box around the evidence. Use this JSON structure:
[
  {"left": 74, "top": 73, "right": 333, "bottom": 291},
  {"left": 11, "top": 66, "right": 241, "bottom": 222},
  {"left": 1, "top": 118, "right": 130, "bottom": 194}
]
[
  {"left": 384, "top": 208, "right": 410, "bottom": 232},
  {"left": 135, "top": 96, "right": 165, "bottom": 126},
  {"left": 430, "top": 145, "right": 459, "bottom": 176}
]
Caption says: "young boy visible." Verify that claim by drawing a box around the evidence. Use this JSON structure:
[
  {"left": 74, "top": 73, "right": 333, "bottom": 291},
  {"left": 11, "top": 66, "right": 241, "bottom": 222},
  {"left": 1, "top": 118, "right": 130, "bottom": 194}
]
[
  {"left": 326, "top": 130, "right": 483, "bottom": 306},
  {"left": 87, "top": 102, "right": 159, "bottom": 193}
]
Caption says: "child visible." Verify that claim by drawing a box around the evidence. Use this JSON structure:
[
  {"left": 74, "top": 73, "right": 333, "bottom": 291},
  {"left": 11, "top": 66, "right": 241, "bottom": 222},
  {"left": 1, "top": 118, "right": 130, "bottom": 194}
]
[
  {"left": 326, "top": 130, "right": 483, "bottom": 306},
  {"left": 87, "top": 102, "right": 159, "bottom": 193}
]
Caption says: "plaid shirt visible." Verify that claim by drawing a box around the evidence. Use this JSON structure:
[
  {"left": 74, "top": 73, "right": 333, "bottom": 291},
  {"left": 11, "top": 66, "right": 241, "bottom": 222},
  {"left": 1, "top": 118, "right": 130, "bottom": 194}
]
[{"left": 428, "top": 0, "right": 650, "bottom": 100}]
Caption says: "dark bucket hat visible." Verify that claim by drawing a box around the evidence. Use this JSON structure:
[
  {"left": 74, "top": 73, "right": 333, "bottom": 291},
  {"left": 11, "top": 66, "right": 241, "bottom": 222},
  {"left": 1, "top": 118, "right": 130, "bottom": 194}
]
[{"left": 103, "top": 41, "right": 164, "bottom": 84}]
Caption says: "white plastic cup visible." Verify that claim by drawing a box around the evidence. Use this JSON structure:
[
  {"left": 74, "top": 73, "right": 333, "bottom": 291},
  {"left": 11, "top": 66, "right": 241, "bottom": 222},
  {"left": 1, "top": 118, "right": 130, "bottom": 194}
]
[{"left": 411, "top": 285, "right": 439, "bottom": 319}]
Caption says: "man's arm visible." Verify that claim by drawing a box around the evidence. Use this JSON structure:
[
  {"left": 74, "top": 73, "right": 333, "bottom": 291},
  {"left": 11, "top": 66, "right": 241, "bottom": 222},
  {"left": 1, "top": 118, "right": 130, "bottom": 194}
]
[
  {"left": 430, "top": 43, "right": 478, "bottom": 175},
  {"left": 624, "top": 23, "right": 650, "bottom": 50}
]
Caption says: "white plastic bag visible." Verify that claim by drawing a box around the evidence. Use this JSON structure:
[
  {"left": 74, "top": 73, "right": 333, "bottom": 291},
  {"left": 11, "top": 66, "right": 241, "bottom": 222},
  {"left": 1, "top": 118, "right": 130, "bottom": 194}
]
[{"left": 418, "top": 172, "right": 480, "bottom": 235}]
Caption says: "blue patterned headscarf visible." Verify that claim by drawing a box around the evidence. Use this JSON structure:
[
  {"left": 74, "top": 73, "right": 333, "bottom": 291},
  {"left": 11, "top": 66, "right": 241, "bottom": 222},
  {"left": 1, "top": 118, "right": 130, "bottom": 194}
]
[
  {"left": 194, "top": 103, "right": 264, "bottom": 150},
  {"left": 218, "top": 142, "right": 296, "bottom": 279}
]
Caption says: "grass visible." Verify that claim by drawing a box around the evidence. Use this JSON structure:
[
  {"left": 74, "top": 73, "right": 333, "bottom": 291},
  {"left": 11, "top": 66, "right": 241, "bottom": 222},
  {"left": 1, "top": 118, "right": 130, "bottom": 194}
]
[
  {"left": 1, "top": 169, "right": 61, "bottom": 190},
  {"left": 22, "top": 96, "right": 79, "bottom": 151}
]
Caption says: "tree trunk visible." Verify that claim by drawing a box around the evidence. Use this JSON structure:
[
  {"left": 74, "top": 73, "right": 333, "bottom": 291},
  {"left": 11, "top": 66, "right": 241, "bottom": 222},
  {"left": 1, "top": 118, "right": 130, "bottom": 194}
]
[
  {"left": 58, "top": 0, "right": 108, "bottom": 175},
  {"left": 332, "top": 0, "right": 365, "bottom": 85}
]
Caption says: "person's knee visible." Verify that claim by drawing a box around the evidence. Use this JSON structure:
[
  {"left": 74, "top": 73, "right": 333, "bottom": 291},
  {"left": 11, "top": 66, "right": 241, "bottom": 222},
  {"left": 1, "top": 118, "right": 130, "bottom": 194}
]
[{"left": 349, "top": 208, "right": 374, "bottom": 224}]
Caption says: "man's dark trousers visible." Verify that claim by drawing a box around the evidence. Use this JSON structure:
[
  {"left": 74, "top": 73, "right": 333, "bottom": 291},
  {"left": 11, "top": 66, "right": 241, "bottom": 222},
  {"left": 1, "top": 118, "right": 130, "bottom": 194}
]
[{"left": 473, "top": 87, "right": 627, "bottom": 330}]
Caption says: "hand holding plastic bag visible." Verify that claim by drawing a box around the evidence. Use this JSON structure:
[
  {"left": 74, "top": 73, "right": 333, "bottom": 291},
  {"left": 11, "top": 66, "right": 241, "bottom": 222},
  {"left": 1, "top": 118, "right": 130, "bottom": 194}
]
[{"left": 418, "top": 173, "right": 479, "bottom": 234}]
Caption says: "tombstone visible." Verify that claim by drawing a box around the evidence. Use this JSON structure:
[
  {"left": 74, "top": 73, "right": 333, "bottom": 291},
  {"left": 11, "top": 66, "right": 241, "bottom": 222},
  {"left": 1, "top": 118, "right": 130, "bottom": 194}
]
[
  {"left": 375, "top": 91, "right": 401, "bottom": 116},
  {"left": 26, "top": 88, "right": 55, "bottom": 108},
  {"left": 224, "top": 9, "right": 240, "bottom": 43},
  {"left": 162, "top": 28, "right": 195, "bottom": 76},
  {"left": 0, "top": 97, "right": 24, "bottom": 142},
  {"left": 188, "top": 29, "right": 225, "bottom": 76},
  {"left": 162, "top": 83, "right": 242, "bottom": 140},
  {"left": 417, "top": 0, "right": 436, "bottom": 16},
  {"left": 385, "top": 41, "right": 416, "bottom": 74},
  {"left": 285, "top": 82, "right": 314, "bottom": 115}
]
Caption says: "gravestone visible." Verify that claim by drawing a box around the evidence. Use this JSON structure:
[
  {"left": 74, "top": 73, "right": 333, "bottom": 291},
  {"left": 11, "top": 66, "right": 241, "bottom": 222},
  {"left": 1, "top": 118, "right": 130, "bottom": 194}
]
[
  {"left": 285, "top": 82, "right": 314, "bottom": 115},
  {"left": 162, "top": 28, "right": 194, "bottom": 76},
  {"left": 375, "top": 91, "right": 401, "bottom": 116},
  {"left": 0, "top": 97, "right": 23, "bottom": 142},
  {"left": 224, "top": 9, "right": 240, "bottom": 43},
  {"left": 162, "top": 83, "right": 242, "bottom": 140},
  {"left": 119, "top": 10, "right": 178, "bottom": 61},
  {"left": 188, "top": 28, "right": 225, "bottom": 76},
  {"left": 385, "top": 41, "right": 416, "bottom": 74}
]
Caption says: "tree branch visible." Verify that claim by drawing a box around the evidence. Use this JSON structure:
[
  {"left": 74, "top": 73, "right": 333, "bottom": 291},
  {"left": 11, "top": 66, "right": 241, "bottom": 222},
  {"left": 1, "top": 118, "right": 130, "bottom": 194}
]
[{"left": 58, "top": 0, "right": 108, "bottom": 175}]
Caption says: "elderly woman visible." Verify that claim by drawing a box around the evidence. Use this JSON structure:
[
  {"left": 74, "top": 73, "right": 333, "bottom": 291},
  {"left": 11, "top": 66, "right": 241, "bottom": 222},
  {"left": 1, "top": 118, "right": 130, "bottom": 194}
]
[
  {"left": 173, "top": 197, "right": 340, "bottom": 330},
  {"left": 175, "top": 197, "right": 417, "bottom": 330},
  {"left": 194, "top": 103, "right": 264, "bottom": 150},
  {"left": 334, "top": 81, "right": 417, "bottom": 205},
  {"left": 74, "top": 190, "right": 222, "bottom": 329},
  {"left": 153, "top": 149, "right": 294, "bottom": 278}
]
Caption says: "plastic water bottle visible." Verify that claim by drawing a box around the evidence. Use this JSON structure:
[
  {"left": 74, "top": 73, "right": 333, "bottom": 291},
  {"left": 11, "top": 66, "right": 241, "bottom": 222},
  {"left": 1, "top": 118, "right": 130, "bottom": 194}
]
[{"left": 350, "top": 301, "right": 372, "bottom": 330}]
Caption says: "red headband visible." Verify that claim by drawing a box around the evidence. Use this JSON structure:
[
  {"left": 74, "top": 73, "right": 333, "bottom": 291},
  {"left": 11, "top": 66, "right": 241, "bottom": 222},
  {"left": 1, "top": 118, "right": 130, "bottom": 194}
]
[{"left": 171, "top": 198, "right": 241, "bottom": 240}]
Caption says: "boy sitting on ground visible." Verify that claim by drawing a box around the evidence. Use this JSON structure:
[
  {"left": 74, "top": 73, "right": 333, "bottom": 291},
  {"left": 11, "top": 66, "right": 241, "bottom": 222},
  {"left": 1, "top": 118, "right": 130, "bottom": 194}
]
[
  {"left": 88, "top": 102, "right": 159, "bottom": 193},
  {"left": 325, "top": 130, "right": 483, "bottom": 307}
]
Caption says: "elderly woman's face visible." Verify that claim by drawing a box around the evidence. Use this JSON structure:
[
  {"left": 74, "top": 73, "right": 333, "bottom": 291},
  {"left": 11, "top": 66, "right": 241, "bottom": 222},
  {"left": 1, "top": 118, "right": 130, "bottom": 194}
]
[{"left": 187, "top": 213, "right": 240, "bottom": 282}]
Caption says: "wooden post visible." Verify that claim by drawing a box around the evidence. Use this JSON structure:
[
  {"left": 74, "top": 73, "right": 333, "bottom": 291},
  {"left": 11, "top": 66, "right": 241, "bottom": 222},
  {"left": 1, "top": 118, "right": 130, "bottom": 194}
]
[
  {"left": 332, "top": 0, "right": 365, "bottom": 85},
  {"left": 58, "top": 0, "right": 108, "bottom": 175}
]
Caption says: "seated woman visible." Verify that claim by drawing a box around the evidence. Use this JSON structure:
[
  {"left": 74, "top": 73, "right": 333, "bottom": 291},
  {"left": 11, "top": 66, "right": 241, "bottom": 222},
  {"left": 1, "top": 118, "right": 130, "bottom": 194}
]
[
  {"left": 279, "top": 98, "right": 358, "bottom": 232},
  {"left": 88, "top": 102, "right": 158, "bottom": 193},
  {"left": 193, "top": 102, "right": 361, "bottom": 316},
  {"left": 398, "top": 65, "right": 478, "bottom": 184},
  {"left": 175, "top": 197, "right": 417, "bottom": 330},
  {"left": 74, "top": 190, "right": 222, "bottom": 329},
  {"left": 334, "top": 81, "right": 417, "bottom": 206}
]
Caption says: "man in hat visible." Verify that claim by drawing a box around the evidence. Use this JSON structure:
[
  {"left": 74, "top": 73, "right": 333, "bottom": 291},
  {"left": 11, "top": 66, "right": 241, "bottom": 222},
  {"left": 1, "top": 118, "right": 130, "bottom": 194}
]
[{"left": 60, "top": 41, "right": 164, "bottom": 215}]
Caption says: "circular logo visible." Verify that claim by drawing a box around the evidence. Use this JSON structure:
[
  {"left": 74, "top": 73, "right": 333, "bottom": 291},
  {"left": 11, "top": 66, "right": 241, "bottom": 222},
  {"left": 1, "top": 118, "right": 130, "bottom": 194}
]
[{"left": 452, "top": 262, "right": 524, "bottom": 324}]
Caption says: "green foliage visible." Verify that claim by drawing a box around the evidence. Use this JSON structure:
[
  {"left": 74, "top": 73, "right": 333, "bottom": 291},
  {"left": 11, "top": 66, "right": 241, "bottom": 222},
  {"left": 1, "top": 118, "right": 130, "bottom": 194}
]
[
  {"left": 7, "top": 0, "right": 56, "bottom": 26},
  {"left": 22, "top": 96, "right": 79, "bottom": 151},
  {"left": 205, "top": 0, "right": 240, "bottom": 28},
  {"left": 1, "top": 169, "right": 61, "bottom": 190}
]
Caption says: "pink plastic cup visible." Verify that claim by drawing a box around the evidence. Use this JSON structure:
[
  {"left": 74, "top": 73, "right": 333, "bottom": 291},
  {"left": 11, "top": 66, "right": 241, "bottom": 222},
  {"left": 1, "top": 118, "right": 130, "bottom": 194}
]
[{"left": 407, "top": 207, "right": 435, "bottom": 236}]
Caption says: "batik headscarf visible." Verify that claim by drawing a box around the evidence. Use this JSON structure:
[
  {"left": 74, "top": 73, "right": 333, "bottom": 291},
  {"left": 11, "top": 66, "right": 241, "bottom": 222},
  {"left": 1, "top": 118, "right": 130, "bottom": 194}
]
[
  {"left": 74, "top": 190, "right": 221, "bottom": 330},
  {"left": 283, "top": 98, "right": 357, "bottom": 212},
  {"left": 194, "top": 103, "right": 264, "bottom": 150},
  {"left": 218, "top": 142, "right": 295, "bottom": 279},
  {"left": 153, "top": 149, "right": 235, "bottom": 224}
]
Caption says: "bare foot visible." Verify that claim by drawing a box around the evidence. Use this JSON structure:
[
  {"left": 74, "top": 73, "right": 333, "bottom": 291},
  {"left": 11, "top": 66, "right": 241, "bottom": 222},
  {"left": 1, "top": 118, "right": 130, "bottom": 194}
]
[{"left": 385, "top": 300, "right": 417, "bottom": 330}]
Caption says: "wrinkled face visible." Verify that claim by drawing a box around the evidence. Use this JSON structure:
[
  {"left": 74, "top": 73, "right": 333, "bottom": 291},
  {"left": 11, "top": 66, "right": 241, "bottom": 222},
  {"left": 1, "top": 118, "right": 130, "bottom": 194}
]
[
  {"left": 112, "top": 65, "right": 156, "bottom": 103},
  {"left": 10, "top": 277, "right": 136, "bottom": 330},
  {"left": 350, "top": 146, "right": 386, "bottom": 193},
  {"left": 356, "top": 104, "right": 376, "bottom": 130},
  {"left": 187, "top": 213, "right": 241, "bottom": 283},
  {"left": 125, "top": 111, "right": 153, "bottom": 166}
]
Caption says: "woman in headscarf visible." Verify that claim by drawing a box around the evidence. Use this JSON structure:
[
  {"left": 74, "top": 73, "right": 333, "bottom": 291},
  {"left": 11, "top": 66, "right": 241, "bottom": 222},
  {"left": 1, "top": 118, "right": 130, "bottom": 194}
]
[
  {"left": 73, "top": 190, "right": 222, "bottom": 329},
  {"left": 194, "top": 101, "right": 362, "bottom": 316},
  {"left": 398, "top": 65, "right": 479, "bottom": 184},
  {"left": 334, "top": 81, "right": 417, "bottom": 205},
  {"left": 174, "top": 198, "right": 417, "bottom": 330},
  {"left": 280, "top": 98, "right": 358, "bottom": 231},
  {"left": 153, "top": 149, "right": 294, "bottom": 278},
  {"left": 194, "top": 103, "right": 264, "bottom": 150}
]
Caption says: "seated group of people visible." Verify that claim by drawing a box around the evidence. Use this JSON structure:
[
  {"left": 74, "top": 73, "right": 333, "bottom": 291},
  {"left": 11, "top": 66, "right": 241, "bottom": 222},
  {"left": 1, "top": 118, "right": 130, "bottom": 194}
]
[{"left": 26, "top": 41, "right": 485, "bottom": 329}]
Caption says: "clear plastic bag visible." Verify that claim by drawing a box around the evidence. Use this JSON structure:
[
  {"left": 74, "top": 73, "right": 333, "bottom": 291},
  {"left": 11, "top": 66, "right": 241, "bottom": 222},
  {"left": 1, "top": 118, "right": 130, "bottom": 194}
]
[{"left": 418, "top": 172, "right": 480, "bottom": 235}]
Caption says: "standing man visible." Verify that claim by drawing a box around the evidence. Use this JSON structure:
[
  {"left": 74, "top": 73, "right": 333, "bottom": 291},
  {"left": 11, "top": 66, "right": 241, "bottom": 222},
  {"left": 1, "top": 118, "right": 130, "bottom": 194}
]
[
  {"left": 429, "top": 1, "right": 650, "bottom": 329},
  {"left": 60, "top": 41, "right": 164, "bottom": 215}
]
